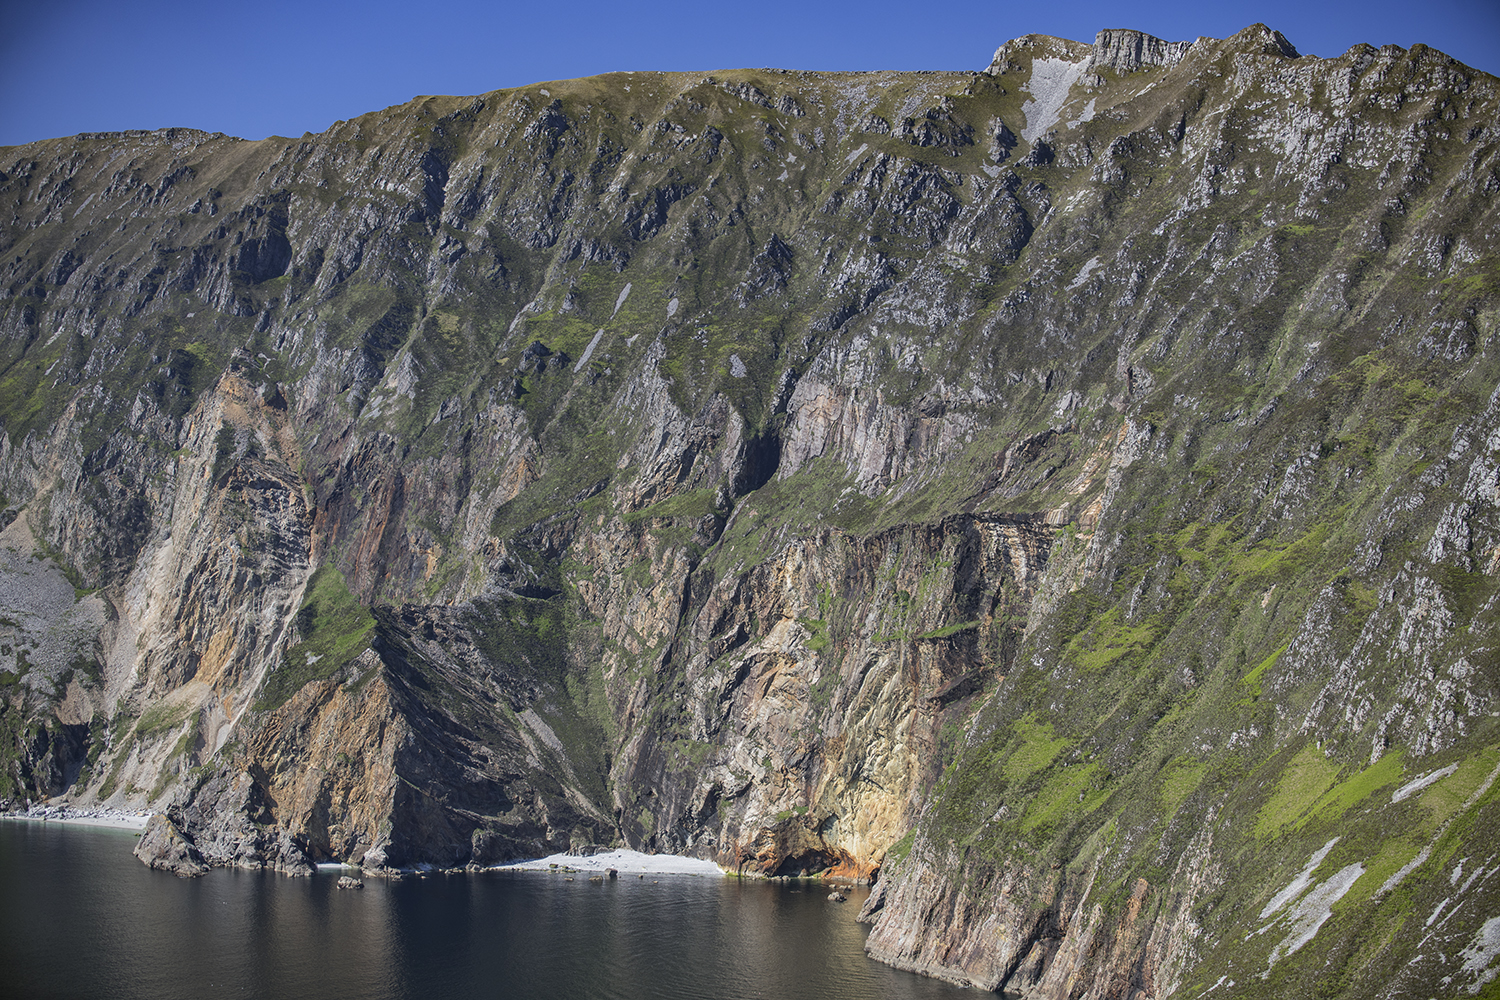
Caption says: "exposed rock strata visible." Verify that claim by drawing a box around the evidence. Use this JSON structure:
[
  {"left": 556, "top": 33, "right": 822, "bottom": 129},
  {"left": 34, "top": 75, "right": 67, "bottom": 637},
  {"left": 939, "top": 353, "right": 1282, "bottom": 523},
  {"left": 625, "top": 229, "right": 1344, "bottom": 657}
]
[{"left": 1, "top": 23, "right": 1498, "bottom": 1000}]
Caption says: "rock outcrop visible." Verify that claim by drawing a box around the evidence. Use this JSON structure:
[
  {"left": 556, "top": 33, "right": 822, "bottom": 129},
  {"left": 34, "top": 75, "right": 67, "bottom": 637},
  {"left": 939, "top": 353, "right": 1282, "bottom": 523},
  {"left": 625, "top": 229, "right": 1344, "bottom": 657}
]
[
  {"left": 134, "top": 814, "right": 208, "bottom": 877},
  {"left": 1086, "top": 28, "right": 1196, "bottom": 74},
  {"left": 3, "top": 23, "right": 1499, "bottom": 999}
]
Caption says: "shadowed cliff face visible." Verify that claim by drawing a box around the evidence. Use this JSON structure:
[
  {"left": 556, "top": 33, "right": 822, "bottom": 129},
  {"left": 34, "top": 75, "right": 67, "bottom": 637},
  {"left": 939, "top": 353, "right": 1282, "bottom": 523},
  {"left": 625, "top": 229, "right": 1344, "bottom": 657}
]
[{"left": 3, "top": 21, "right": 1500, "bottom": 999}]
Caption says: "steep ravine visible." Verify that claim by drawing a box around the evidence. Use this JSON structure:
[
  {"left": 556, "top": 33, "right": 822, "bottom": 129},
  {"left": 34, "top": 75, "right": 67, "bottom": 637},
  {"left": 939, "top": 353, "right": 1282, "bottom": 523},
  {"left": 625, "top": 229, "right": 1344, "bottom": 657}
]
[{"left": 2, "top": 22, "right": 1498, "bottom": 999}]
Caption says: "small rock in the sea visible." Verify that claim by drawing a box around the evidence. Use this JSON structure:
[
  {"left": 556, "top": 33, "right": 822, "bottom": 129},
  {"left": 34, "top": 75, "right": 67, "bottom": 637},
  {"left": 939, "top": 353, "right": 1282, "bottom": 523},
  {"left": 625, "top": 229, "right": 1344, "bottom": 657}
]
[
  {"left": 607, "top": 868, "right": 618, "bottom": 879},
  {"left": 337, "top": 876, "right": 364, "bottom": 889},
  {"left": 828, "top": 890, "right": 848, "bottom": 903}
]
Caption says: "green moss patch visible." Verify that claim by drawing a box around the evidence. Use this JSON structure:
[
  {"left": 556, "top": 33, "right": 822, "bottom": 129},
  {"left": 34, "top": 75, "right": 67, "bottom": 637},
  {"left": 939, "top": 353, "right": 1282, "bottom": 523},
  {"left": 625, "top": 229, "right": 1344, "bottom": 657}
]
[
  {"left": 134, "top": 701, "right": 192, "bottom": 736},
  {"left": 255, "top": 565, "right": 375, "bottom": 711},
  {"left": 1003, "top": 714, "right": 1073, "bottom": 784},
  {"left": 1022, "top": 761, "right": 1109, "bottom": 834},
  {"left": 1256, "top": 745, "right": 1405, "bottom": 839}
]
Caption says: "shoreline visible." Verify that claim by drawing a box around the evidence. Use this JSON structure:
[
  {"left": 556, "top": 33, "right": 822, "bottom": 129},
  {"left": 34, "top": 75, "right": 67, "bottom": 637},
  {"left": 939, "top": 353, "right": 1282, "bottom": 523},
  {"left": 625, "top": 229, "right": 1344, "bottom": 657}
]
[
  {"left": 0, "top": 805, "right": 151, "bottom": 832},
  {"left": 496, "top": 848, "right": 724, "bottom": 876},
  {"left": 2, "top": 822, "right": 865, "bottom": 886}
]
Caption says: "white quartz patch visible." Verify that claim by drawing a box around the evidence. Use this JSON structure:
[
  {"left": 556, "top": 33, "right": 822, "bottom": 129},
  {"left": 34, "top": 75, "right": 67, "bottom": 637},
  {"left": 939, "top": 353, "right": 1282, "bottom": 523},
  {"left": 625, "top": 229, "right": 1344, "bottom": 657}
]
[
  {"left": 1382, "top": 758, "right": 1500, "bottom": 896},
  {"left": 1458, "top": 917, "right": 1500, "bottom": 992},
  {"left": 1263, "top": 863, "right": 1365, "bottom": 973},
  {"left": 573, "top": 330, "right": 605, "bottom": 372},
  {"left": 667, "top": 297, "right": 679, "bottom": 317},
  {"left": 612, "top": 282, "right": 632, "bottom": 317},
  {"left": 1195, "top": 975, "right": 1234, "bottom": 998},
  {"left": 1067, "top": 256, "right": 1102, "bottom": 290},
  {"left": 1259, "top": 838, "right": 1339, "bottom": 920},
  {"left": 1392, "top": 763, "right": 1458, "bottom": 803},
  {"left": 1021, "top": 57, "right": 1086, "bottom": 142},
  {"left": 507, "top": 299, "right": 538, "bottom": 334},
  {"left": 1381, "top": 845, "right": 1434, "bottom": 897}
]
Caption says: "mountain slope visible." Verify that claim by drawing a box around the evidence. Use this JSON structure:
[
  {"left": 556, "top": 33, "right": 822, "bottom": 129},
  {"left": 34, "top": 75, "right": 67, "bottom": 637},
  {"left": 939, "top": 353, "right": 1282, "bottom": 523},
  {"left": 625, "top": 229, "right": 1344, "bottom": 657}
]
[{"left": 1, "top": 23, "right": 1498, "bottom": 998}]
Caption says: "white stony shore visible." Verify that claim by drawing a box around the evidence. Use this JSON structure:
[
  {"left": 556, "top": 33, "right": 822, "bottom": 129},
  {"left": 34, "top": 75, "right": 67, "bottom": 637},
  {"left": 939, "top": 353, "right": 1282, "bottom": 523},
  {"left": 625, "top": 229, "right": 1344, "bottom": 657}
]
[
  {"left": 496, "top": 848, "right": 724, "bottom": 876},
  {"left": 1, "top": 804, "right": 151, "bottom": 831}
]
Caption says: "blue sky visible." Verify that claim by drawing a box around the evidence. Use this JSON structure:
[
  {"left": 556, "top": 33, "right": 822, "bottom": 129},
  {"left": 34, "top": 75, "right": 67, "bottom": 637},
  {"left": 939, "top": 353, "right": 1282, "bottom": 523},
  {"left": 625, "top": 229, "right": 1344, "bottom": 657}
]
[{"left": 2, "top": 0, "right": 1497, "bottom": 146}]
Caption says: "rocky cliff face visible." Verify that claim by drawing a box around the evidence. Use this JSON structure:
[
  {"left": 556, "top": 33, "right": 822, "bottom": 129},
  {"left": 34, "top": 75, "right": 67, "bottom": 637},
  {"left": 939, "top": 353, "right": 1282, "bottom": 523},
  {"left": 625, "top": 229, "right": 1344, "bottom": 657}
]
[{"left": 3, "top": 22, "right": 1499, "bottom": 998}]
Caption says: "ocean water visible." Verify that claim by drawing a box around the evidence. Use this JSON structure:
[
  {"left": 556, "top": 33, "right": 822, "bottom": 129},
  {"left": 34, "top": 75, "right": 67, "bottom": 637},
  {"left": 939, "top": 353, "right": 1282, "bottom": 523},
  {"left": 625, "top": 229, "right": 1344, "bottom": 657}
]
[{"left": 0, "top": 821, "right": 974, "bottom": 1000}]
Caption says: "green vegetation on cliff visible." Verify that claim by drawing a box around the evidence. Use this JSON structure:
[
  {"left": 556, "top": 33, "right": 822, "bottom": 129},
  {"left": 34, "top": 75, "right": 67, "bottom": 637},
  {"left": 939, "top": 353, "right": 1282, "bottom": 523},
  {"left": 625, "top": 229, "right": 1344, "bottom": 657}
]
[{"left": 0, "top": 21, "right": 1498, "bottom": 1000}]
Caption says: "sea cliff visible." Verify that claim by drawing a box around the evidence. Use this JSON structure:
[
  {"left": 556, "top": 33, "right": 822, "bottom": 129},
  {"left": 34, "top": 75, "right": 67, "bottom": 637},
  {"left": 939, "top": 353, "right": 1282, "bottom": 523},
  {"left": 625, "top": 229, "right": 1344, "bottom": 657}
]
[{"left": 2, "top": 23, "right": 1498, "bottom": 997}]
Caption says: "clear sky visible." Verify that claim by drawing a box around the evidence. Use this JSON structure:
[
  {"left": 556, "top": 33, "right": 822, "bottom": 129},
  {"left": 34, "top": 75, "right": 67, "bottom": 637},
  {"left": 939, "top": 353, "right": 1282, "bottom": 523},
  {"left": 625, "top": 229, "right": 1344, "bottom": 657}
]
[{"left": 2, "top": 0, "right": 1497, "bottom": 146}]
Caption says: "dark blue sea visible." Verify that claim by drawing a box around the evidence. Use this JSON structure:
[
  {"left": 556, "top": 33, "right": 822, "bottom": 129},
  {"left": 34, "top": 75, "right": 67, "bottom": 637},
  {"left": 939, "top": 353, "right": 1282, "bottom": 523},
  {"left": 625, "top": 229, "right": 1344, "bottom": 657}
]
[{"left": 0, "top": 820, "right": 973, "bottom": 999}]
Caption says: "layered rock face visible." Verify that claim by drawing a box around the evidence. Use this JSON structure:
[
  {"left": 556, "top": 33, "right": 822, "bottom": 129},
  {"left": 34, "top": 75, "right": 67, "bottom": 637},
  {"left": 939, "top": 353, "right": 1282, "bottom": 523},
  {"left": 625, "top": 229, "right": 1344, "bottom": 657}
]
[{"left": 2, "top": 22, "right": 1499, "bottom": 998}]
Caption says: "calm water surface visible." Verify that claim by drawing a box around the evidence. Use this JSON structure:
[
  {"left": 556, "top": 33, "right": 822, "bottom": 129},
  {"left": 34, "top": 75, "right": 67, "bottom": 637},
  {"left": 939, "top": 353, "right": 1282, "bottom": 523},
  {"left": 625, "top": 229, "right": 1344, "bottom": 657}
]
[{"left": 0, "top": 821, "right": 974, "bottom": 1000}]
